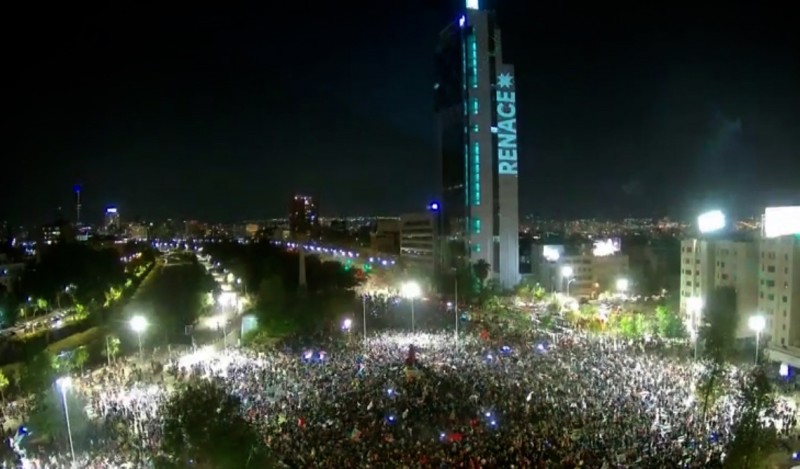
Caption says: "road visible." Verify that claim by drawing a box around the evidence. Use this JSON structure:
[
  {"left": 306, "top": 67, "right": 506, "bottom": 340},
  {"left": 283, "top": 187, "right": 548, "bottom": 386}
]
[{"left": 0, "top": 309, "right": 77, "bottom": 340}]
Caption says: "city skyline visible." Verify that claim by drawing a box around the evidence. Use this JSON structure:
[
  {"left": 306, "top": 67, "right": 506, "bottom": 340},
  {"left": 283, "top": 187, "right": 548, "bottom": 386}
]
[{"left": 4, "top": 1, "right": 799, "bottom": 224}]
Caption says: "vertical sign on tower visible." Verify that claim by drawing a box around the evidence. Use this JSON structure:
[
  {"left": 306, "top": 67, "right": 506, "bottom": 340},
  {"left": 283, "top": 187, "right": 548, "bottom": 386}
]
[
  {"left": 495, "top": 68, "right": 517, "bottom": 176},
  {"left": 494, "top": 63, "right": 520, "bottom": 288}
]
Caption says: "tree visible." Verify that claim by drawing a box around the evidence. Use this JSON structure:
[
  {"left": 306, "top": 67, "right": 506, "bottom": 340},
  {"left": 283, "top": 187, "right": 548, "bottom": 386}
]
[
  {"left": 655, "top": 305, "right": 686, "bottom": 339},
  {"left": 0, "top": 370, "right": 9, "bottom": 402},
  {"left": 256, "top": 275, "right": 291, "bottom": 334},
  {"left": 130, "top": 261, "right": 216, "bottom": 344},
  {"left": 28, "top": 384, "right": 91, "bottom": 443},
  {"left": 0, "top": 286, "right": 20, "bottom": 327},
  {"left": 105, "top": 334, "right": 121, "bottom": 363},
  {"left": 633, "top": 313, "right": 653, "bottom": 337},
  {"left": 701, "top": 286, "right": 739, "bottom": 362},
  {"left": 71, "top": 346, "right": 90, "bottom": 375},
  {"left": 473, "top": 260, "right": 490, "bottom": 290},
  {"left": 21, "top": 351, "right": 58, "bottom": 393},
  {"left": 724, "top": 368, "right": 780, "bottom": 468},
  {"left": 697, "top": 360, "right": 727, "bottom": 421},
  {"left": 156, "top": 379, "right": 273, "bottom": 469},
  {"left": 18, "top": 243, "right": 126, "bottom": 310}
]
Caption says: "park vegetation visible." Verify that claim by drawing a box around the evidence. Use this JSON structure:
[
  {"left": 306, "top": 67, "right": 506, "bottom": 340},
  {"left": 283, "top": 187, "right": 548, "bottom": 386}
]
[{"left": 203, "top": 242, "right": 360, "bottom": 340}]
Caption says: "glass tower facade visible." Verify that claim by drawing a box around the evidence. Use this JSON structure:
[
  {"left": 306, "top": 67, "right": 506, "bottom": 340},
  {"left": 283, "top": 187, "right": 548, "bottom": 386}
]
[{"left": 435, "top": 4, "right": 520, "bottom": 288}]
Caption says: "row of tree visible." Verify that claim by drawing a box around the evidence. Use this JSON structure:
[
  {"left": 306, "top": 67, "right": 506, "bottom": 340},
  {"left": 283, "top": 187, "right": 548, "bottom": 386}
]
[
  {"left": 126, "top": 257, "right": 216, "bottom": 345},
  {"left": 204, "top": 242, "right": 360, "bottom": 338},
  {"left": 0, "top": 242, "right": 156, "bottom": 327},
  {"left": 696, "top": 287, "right": 780, "bottom": 468}
]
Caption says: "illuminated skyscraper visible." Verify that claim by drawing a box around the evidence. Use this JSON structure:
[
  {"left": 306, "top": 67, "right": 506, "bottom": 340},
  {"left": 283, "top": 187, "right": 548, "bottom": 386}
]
[
  {"left": 104, "top": 206, "right": 120, "bottom": 232},
  {"left": 74, "top": 184, "right": 82, "bottom": 224},
  {"left": 289, "top": 195, "right": 319, "bottom": 239},
  {"left": 435, "top": 0, "right": 519, "bottom": 287}
]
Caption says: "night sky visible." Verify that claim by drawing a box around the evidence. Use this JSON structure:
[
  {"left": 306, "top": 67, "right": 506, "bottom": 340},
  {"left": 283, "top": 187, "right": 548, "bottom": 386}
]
[{"left": 4, "top": 1, "right": 799, "bottom": 225}]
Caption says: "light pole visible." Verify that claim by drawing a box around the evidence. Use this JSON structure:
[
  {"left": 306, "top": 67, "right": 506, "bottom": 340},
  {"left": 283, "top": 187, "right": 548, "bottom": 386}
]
[
  {"left": 401, "top": 281, "right": 422, "bottom": 332},
  {"left": 216, "top": 316, "right": 228, "bottom": 348},
  {"left": 56, "top": 377, "right": 75, "bottom": 464},
  {"left": 688, "top": 297, "right": 704, "bottom": 360},
  {"left": 362, "top": 294, "right": 368, "bottom": 346},
  {"left": 454, "top": 276, "right": 459, "bottom": 344},
  {"left": 561, "top": 266, "right": 574, "bottom": 297},
  {"left": 748, "top": 314, "right": 766, "bottom": 365},
  {"left": 616, "top": 278, "right": 629, "bottom": 295},
  {"left": 130, "top": 315, "right": 148, "bottom": 360}
]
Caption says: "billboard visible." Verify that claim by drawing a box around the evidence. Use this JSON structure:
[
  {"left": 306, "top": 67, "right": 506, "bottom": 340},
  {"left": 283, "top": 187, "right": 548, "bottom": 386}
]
[
  {"left": 542, "top": 245, "right": 564, "bottom": 262},
  {"left": 592, "top": 238, "right": 621, "bottom": 257},
  {"left": 764, "top": 206, "right": 800, "bottom": 238}
]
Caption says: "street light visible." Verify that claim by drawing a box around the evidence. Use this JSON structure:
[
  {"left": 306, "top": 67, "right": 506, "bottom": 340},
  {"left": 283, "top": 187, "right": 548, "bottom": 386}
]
[
  {"left": 616, "top": 278, "right": 629, "bottom": 294},
  {"left": 687, "top": 297, "right": 704, "bottom": 360},
  {"left": 561, "top": 266, "right": 575, "bottom": 297},
  {"left": 342, "top": 318, "right": 353, "bottom": 332},
  {"left": 401, "top": 281, "right": 422, "bottom": 332},
  {"left": 130, "top": 315, "right": 148, "bottom": 359},
  {"left": 56, "top": 376, "right": 75, "bottom": 464},
  {"left": 361, "top": 294, "right": 368, "bottom": 346},
  {"left": 215, "top": 316, "right": 228, "bottom": 348},
  {"left": 748, "top": 314, "right": 766, "bottom": 365}
]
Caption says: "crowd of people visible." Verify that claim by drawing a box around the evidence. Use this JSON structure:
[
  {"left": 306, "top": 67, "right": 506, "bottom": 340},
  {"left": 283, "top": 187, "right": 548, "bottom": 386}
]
[{"left": 4, "top": 321, "right": 796, "bottom": 468}]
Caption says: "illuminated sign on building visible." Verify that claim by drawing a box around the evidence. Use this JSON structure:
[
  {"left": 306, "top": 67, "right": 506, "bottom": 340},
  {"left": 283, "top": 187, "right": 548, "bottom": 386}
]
[
  {"left": 495, "top": 72, "right": 517, "bottom": 176},
  {"left": 764, "top": 206, "right": 800, "bottom": 238},
  {"left": 542, "top": 245, "right": 564, "bottom": 262},
  {"left": 592, "top": 238, "right": 621, "bottom": 257}
]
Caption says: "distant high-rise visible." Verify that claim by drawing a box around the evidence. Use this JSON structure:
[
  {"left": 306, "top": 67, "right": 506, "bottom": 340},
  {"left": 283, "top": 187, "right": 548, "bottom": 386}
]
[
  {"left": 435, "top": 0, "right": 520, "bottom": 287},
  {"left": 74, "top": 185, "right": 82, "bottom": 224},
  {"left": 289, "top": 195, "right": 319, "bottom": 239},
  {"left": 104, "top": 206, "right": 120, "bottom": 232}
]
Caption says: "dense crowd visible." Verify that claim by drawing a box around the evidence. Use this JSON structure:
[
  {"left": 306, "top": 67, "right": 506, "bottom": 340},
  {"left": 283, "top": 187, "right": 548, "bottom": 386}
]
[{"left": 4, "top": 323, "right": 795, "bottom": 468}]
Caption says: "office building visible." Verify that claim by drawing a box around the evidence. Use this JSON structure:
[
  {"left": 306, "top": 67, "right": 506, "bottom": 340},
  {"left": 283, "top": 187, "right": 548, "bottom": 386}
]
[
  {"left": 289, "top": 195, "right": 319, "bottom": 239},
  {"left": 184, "top": 220, "right": 208, "bottom": 239},
  {"left": 39, "top": 219, "right": 75, "bottom": 246},
  {"left": 400, "top": 213, "right": 438, "bottom": 274},
  {"left": 679, "top": 237, "right": 759, "bottom": 339},
  {"left": 104, "top": 207, "right": 120, "bottom": 232},
  {"left": 0, "top": 260, "right": 25, "bottom": 293},
  {"left": 127, "top": 222, "right": 149, "bottom": 241},
  {"left": 435, "top": 0, "right": 519, "bottom": 288},
  {"left": 543, "top": 251, "right": 629, "bottom": 299},
  {"left": 371, "top": 218, "right": 401, "bottom": 255}
]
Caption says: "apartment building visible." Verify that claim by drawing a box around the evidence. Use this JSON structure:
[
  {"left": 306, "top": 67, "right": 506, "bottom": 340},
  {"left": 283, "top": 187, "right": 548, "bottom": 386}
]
[
  {"left": 762, "top": 236, "right": 800, "bottom": 366},
  {"left": 679, "top": 238, "right": 758, "bottom": 338}
]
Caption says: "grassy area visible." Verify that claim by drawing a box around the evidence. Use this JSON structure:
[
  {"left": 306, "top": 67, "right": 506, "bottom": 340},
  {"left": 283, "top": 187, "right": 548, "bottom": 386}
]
[{"left": 45, "top": 326, "right": 104, "bottom": 354}]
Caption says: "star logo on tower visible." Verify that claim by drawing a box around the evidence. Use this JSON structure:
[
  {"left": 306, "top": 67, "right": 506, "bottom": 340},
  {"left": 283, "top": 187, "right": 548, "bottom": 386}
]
[{"left": 497, "top": 72, "right": 513, "bottom": 89}]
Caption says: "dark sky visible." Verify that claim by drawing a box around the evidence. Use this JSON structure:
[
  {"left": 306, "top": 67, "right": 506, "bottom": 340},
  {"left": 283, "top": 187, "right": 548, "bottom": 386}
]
[{"left": 4, "top": 1, "right": 799, "bottom": 225}]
